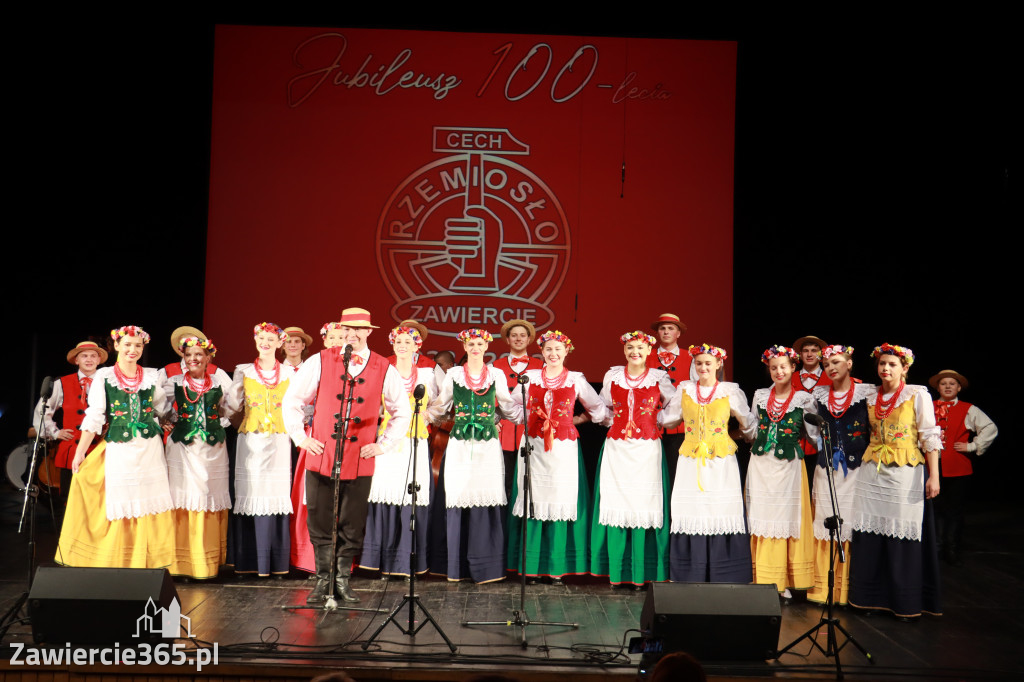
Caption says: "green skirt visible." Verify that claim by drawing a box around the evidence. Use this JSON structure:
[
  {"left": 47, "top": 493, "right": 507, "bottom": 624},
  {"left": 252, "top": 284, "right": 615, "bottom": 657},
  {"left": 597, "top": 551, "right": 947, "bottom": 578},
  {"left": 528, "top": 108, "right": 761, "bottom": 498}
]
[
  {"left": 589, "top": 441, "right": 670, "bottom": 585},
  {"left": 507, "top": 443, "right": 591, "bottom": 577}
]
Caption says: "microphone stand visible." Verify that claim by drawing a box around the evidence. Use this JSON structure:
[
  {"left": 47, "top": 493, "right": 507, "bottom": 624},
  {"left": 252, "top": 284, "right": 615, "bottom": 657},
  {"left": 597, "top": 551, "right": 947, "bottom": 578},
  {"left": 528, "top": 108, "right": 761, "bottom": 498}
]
[
  {"left": 463, "top": 373, "right": 578, "bottom": 648},
  {"left": 1, "top": 378, "right": 53, "bottom": 638},
  {"left": 284, "top": 346, "right": 383, "bottom": 619},
  {"left": 775, "top": 413, "right": 871, "bottom": 679},
  {"left": 364, "top": 383, "right": 457, "bottom": 652}
]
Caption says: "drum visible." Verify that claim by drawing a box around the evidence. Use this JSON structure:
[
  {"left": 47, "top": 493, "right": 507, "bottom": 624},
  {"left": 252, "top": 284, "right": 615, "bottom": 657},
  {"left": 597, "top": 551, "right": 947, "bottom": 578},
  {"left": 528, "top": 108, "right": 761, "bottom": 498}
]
[{"left": 5, "top": 441, "right": 59, "bottom": 491}]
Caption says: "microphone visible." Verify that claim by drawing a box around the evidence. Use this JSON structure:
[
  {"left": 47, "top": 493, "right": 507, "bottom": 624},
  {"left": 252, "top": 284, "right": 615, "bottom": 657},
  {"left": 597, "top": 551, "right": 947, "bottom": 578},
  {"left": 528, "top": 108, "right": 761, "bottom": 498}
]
[
  {"left": 413, "top": 384, "right": 426, "bottom": 400},
  {"left": 804, "top": 413, "right": 825, "bottom": 427},
  {"left": 517, "top": 374, "right": 530, "bottom": 385},
  {"left": 40, "top": 376, "right": 55, "bottom": 401},
  {"left": 343, "top": 344, "right": 353, "bottom": 366}
]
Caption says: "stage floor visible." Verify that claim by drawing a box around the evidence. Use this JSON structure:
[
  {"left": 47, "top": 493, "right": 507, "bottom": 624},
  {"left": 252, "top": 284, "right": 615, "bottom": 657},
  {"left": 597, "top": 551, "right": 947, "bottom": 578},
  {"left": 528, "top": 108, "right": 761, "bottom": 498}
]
[{"left": 2, "top": 489, "right": 1022, "bottom": 681}]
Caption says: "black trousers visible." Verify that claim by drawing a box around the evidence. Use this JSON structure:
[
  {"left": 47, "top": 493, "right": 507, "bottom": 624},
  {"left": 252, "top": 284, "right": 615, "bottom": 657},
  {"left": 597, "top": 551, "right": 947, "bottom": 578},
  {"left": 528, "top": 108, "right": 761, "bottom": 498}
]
[{"left": 305, "top": 470, "right": 372, "bottom": 560}]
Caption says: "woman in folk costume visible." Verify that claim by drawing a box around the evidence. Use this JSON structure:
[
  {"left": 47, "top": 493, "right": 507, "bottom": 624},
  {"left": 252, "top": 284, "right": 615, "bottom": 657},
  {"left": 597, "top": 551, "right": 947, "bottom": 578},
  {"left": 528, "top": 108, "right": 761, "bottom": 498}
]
[
  {"left": 427, "top": 328, "right": 522, "bottom": 582},
  {"left": 360, "top": 325, "right": 438, "bottom": 576},
  {"left": 660, "top": 343, "right": 754, "bottom": 583},
  {"left": 162, "top": 336, "right": 233, "bottom": 578},
  {"left": 742, "top": 345, "right": 819, "bottom": 598},
  {"left": 807, "top": 345, "right": 871, "bottom": 605},
  {"left": 849, "top": 343, "right": 942, "bottom": 619},
  {"left": 508, "top": 330, "right": 611, "bottom": 582},
  {"left": 290, "top": 321, "right": 349, "bottom": 574},
  {"left": 227, "top": 322, "right": 294, "bottom": 577},
  {"left": 591, "top": 331, "right": 675, "bottom": 586},
  {"left": 57, "top": 325, "right": 174, "bottom": 568}
]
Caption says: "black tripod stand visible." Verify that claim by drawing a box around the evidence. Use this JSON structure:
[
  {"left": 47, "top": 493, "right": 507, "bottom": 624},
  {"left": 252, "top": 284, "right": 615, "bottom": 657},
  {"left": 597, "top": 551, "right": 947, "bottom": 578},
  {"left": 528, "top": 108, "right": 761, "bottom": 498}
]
[
  {"left": 1, "top": 378, "right": 57, "bottom": 639},
  {"left": 774, "top": 412, "right": 872, "bottom": 679},
  {"left": 283, "top": 346, "right": 383, "bottom": 620},
  {"left": 363, "top": 383, "right": 456, "bottom": 652},
  {"left": 463, "top": 374, "right": 578, "bottom": 647}
]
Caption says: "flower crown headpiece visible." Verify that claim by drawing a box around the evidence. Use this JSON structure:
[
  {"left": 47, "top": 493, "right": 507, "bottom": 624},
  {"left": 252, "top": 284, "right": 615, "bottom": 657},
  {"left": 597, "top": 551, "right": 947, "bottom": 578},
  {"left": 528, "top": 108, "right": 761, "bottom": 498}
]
[
  {"left": 761, "top": 345, "right": 797, "bottom": 364},
  {"left": 538, "top": 329, "right": 574, "bottom": 353},
  {"left": 320, "top": 321, "right": 343, "bottom": 339},
  {"left": 689, "top": 343, "right": 728, "bottom": 361},
  {"left": 822, "top": 344, "right": 854, "bottom": 360},
  {"left": 871, "top": 343, "right": 915, "bottom": 366},
  {"left": 389, "top": 326, "right": 424, "bottom": 347},
  {"left": 620, "top": 330, "right": 656, "bottom": 347},
  {"left": 253, "top": 322, "right": 287, "bottom": 340},
  {"left": 457, "top": 328, "right": 493, "bottom": 343},
  {"left": 110, "top": 325, "right": 150, "bottom": 343},
  {"left": 179, "top": 336, "right": 217, "bottom": 357}
]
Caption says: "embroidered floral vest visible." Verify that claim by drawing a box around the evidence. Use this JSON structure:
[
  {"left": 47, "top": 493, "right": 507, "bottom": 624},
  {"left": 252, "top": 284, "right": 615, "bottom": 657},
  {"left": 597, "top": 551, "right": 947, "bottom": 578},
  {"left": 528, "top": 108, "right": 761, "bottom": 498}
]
[
  {"left": 752, "top": 406, "right": 806, "bottom": 461},
  {"left": 607, "top": 382, "right": 660, "bottom": 441},
  {"left": 815, "top": 398, "right": 867, "bottom": 471},
  {"left": 104, "top": 381, "right": 160, "bottom": 443},
  {"left": 239, "top": 375, "right": 289, "bottom": 434},
  {"left": 866, "top": 395, "right": 924, "bottom": 467},
  {"left": 526, "top": 383, "right": 578, "bottom": 442},
  {"left": 171, "top": 384, "right": 226, "bottom": 445},
  {"left": 379, "top": 389, "right": 430, "bottom": 439},
  {"left": 679, "top": 393, "right": 737, "bottom": 459},
  {"left": 450, "top": 381, "right": 498, "bottom": 442}
]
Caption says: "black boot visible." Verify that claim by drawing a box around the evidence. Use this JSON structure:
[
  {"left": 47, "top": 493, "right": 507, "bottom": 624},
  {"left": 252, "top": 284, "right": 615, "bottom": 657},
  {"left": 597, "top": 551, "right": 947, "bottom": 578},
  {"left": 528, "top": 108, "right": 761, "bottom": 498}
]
[
  {"left": 306, "top": 545, "right": 333, "bottom": 604},
  {"left": 335, "top": 557, "right": 360, "bottom": 603}
]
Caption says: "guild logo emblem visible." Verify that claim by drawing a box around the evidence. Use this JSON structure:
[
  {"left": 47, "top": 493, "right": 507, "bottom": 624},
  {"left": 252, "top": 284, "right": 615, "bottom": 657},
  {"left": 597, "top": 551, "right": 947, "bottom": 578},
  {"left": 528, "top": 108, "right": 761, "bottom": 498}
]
[{"left": 376, "top": 127, "right": 570, "bottom": 337}]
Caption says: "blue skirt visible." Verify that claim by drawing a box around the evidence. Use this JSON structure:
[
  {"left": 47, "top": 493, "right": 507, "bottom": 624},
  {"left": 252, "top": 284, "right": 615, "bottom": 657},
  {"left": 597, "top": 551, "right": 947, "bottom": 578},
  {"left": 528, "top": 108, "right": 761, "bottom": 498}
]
[
  {"left": 226, "top": 513, "right": 290, "bottom": 575},
  {"left": 360, "top": 497, "right": 431, "bottom": 576},
  {"left": 669, "top": 532, "right": 752, "bottom": 583}
]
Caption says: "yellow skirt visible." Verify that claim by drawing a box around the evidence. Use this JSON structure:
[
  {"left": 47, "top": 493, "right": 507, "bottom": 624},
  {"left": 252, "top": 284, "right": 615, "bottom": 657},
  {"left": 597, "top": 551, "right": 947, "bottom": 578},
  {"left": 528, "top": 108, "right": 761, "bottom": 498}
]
[
  {"left": 807, "top": 538, "right": 852, "bottom": 605},
  {"left": 170, "top": 509, "right": 228, "bottom": 579},
  {"left": 55, "top": 446, "right": 174, "bottom": 569},
  {"left": 750, "top": 470, "right": 814, "bottom": 592}
]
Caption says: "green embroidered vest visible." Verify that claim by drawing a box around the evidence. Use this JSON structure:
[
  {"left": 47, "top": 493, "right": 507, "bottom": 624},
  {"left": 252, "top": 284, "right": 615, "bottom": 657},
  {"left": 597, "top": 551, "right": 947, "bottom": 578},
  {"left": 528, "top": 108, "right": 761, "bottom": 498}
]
[
  {"left": 104, "top": 381, "right": 160, "bottom": 443},
  {"left": 451, "top": 381, "right": 499, "bottom": 441},
  {"left": 752, "top": 406, "right": 805, "bottom": 460},
  {"left": 171, "top": 384, "right": 226, "bottom": 445}
]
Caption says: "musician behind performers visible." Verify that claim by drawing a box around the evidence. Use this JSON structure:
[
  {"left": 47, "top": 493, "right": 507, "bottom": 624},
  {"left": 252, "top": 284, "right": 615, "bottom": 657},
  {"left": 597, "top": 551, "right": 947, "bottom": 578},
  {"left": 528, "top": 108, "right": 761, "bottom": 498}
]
[
  {"left": 496, "top": 319, "right": 543, "bottom": 500},
  {"left": 33, "top": 341, "right": 107, "bottom": 517},
  {"left": 282, "top": 307, "right": 411, "bottom": 604}
]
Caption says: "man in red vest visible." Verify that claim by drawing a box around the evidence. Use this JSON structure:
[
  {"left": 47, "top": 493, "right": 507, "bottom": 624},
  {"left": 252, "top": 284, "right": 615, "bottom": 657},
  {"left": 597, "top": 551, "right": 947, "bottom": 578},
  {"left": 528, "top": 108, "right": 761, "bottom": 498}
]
[
  {"left": 792, "top": 335, "right": 832, "bottom": 392},
  {"left": 159, "top": 325, "right": 222, "bottom": 381},
  {"left": 283, "top": 307, "right": 411, "bottom": 604},
  {"left": 645, "top": 313, "right": 692, "bottom": 485},
  {"left": 34, "top": 341, "right": 107, "bottom": 522},
  {"left": 496, "top": 319, "right": 543, "bottom": 499},
  {"left": 930, "top": 369, "right": 998, "bottom": 565}
]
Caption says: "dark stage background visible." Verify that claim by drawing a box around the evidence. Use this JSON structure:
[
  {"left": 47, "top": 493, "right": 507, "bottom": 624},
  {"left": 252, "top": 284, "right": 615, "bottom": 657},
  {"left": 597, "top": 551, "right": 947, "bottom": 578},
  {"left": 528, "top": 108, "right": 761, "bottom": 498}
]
[{"left": 4, "top": 12, "right": 1014, "bottom": 500}]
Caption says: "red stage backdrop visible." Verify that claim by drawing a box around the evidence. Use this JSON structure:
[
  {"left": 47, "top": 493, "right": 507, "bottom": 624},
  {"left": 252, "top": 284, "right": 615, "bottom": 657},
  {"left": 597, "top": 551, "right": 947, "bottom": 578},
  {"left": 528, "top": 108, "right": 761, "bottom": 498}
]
[{"left": 206, "top": 26, "right": 736, "bottom": 377}]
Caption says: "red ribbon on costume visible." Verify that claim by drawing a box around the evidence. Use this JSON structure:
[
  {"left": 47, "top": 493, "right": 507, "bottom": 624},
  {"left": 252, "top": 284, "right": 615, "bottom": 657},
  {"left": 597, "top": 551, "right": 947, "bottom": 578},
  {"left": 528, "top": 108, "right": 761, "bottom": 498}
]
[
  {"left": 658, "top": 351, "right": 675, "bottom": 367},
  {"left": 533, "top": 405, "right": 556, "bottom": 452},
  {"left": 350, "top": 355, "right": 365, "bottom": 366}
]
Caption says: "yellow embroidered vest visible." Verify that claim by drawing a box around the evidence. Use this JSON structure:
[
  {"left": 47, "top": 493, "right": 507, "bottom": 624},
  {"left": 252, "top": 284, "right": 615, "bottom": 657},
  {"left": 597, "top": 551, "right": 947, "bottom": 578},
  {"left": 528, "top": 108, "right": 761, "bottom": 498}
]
[
  {"left": 239, "top": 375, "right": 289, "bottom": 434},
  {"left": 679, "top": 392, "right": 737, "bottom": 460},
  {"left": 865, "top": 394, "right": 924, "bottom": 467},
  {"left": 378, "top": 390, "right": 429, "bottom": 439}
]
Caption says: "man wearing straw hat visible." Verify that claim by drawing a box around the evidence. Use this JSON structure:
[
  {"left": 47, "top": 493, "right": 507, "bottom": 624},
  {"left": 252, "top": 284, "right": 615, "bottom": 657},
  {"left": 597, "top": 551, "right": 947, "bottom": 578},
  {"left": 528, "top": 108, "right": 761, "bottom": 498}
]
[
  {"left": 33, "top": 341, "right": 108, "bottom": 518},
  {"left": 159, "top": 325, "right": 224, "bottom": 382},
  {"left": 497, "top": 318, "right": 543, "bottom": 499},
  {"left": 281, "top": 326, "right": 314, "bottom": 373},
  {"left": 283, "top": 307, "right": 411, "bottom": 603},
  {"left": 645, "top": 313, "right": 692, "bottom": 484},
  {"left": 929, "top": 369, "right": 998, "bottom": 565}
]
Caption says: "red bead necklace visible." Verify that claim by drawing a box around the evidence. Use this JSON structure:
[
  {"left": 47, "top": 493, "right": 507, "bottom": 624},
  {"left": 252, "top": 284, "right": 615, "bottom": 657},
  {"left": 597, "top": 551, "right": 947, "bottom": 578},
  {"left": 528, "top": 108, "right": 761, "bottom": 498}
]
[
  {"left": 400, "top": 366, "right": 418, "bottom": 395},
  {"left": 254, "top": 358, "right": 281, "bottom": 388},
  {"left": 463, "top": 365, "right": 490, "bottom": 394},
  {"left": 542, "top": 367, "right": 569, "bottom": 390},
  {"left": 114, "top": 363, "right": 143, "bottom": 393},
  {"left": 622, "top": 367, "right": 649, "bottom": 389},
  {"left": 874, "top": 381, "right": 905, "bottom": 420},
  {"left": 696, "top": 381, "right": 720, "bottom": 405},
  {"left": 183, "top": 372, "right": 211, "bottom": 404},
  {"left": 766, "top": 385, "right": 795, "bottom": 423},
  {"left": 827, "top": 384, "right": 854, "bottom": 417}
]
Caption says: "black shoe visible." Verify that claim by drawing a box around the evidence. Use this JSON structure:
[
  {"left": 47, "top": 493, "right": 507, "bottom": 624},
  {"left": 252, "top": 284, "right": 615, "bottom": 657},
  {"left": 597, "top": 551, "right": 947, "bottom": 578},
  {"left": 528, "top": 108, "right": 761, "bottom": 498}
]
[
  {"left": 306, "top": 577, "right": 330, "bottom": 604},
  {"left": 335, "top": 577, "right": 360, "bottom": 603}
]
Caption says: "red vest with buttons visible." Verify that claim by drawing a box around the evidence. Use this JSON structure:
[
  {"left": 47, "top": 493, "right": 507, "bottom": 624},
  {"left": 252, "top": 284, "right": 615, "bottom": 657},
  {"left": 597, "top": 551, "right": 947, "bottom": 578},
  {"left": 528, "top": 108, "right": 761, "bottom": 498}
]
[
  {"left": 54, "top": 373, "right": 96, "bottom": 468},
  {"left": 305, "top": 349, "right": 388, "bottom": 479},
  {"left": 935, "top": 399, "right": 974, "bottom": 477},
  {"left": 645, "top": 349, "right": 691, "bottom": 435},
  {"left": 499, "top": 355, "right": 543, "bottom": 450}
]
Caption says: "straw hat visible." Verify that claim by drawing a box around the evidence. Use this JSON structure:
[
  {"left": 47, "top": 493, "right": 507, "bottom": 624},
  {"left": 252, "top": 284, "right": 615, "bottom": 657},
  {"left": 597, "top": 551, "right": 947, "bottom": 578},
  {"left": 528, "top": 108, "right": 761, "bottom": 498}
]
[{"left": 67, "top": 341, "right": 108, "bottom": 364}]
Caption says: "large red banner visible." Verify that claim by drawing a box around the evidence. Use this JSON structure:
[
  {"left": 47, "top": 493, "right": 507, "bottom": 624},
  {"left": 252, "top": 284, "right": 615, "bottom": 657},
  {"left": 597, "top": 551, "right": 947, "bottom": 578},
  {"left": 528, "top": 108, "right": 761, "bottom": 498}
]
[{"left": 206, "top": 26, "right": 736, "bottom": 376}]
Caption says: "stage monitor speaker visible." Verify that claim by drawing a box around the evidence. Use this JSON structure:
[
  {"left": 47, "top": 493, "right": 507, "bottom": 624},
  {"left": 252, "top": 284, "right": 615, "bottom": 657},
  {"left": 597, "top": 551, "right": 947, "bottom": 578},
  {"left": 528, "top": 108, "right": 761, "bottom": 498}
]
[
  {"left": 28, "top": 567, "right": 179, "bottom": 645},
  {"left": 640, "top": 582, "right": 781, "bottom": 661}
]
